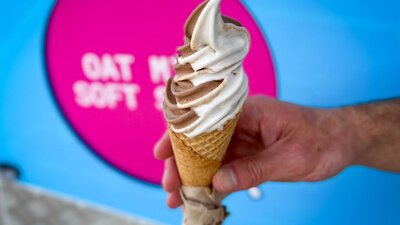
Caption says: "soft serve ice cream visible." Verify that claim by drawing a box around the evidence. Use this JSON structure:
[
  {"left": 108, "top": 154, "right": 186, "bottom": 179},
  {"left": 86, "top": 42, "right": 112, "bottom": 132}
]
[
  {"left": 163, "top": 0, "right": 251, "bottom": 224},
  {"left": 163, "top": 0, "right": 250, "bottom": 138}
]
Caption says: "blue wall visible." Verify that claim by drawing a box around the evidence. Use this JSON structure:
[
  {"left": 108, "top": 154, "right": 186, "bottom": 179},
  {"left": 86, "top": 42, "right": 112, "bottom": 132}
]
[{"left": 1, "top": 0, "right": 399, "bottom": 224}]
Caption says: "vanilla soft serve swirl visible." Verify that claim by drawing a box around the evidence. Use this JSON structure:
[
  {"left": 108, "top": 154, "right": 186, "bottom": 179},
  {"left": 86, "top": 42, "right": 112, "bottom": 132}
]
[{"left": 163, "top": 0, "right": 250, "bottom": 138}]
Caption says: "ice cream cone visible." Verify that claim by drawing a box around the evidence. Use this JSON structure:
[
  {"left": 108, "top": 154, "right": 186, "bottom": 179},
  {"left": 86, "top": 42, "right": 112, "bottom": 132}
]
[{"left": 169, "top": 113, "right": 240, "bottom": 187}]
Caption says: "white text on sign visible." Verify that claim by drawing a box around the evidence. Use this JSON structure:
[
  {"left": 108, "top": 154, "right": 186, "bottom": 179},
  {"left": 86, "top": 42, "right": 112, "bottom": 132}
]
[{"left": 73, "top": 53, "right": 176, "bottom": 111}]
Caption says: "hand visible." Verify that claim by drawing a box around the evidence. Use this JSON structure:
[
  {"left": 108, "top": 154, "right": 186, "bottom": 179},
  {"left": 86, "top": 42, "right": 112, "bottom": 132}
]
[{"left": 154, "top": 96, "right": 362, "bottom": 208}]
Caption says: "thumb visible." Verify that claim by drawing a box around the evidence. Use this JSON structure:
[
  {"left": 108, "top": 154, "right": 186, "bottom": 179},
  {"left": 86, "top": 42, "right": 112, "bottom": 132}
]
[
  {"left": 213, "top": 141, "right": 313, "bottom": 192},
  {"left": 213, "top": 142, "right": 292, "bottom": 192},
  {"left": 212, "top": 152, "right": 270, "bottom": 193}
]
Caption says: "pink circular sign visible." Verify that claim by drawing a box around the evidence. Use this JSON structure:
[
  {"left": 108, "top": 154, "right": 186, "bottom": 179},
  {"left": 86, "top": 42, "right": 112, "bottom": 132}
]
[{"left": 46, "top": 0, "right": 276, "bottom": 185}]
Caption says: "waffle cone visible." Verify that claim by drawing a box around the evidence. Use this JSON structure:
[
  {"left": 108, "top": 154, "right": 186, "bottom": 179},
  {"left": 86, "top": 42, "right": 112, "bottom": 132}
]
[{"left": 169, "top": 114, "right": 240, "bottom": 187}]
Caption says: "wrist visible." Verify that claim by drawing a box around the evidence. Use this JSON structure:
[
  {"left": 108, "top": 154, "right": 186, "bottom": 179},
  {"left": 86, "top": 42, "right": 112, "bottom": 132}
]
[{"left": 331, "top": 107, "right": 369, "bottom": 166}]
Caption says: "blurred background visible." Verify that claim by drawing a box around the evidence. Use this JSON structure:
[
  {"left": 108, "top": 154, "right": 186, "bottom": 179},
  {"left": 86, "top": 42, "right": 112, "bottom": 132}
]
[{"left": 1, "top": 0, "right": 400, "bottom": 224}]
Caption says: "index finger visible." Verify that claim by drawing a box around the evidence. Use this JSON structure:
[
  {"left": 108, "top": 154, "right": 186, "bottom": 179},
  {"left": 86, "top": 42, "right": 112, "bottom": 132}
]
[{"left": 154, "top": 131, "right": 173, "bottom": 160}]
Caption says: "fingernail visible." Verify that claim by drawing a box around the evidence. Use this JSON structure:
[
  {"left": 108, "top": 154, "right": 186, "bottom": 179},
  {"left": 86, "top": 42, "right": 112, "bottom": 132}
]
[{"left": 215, "top": 167, "right": 237, "bottom": 192}]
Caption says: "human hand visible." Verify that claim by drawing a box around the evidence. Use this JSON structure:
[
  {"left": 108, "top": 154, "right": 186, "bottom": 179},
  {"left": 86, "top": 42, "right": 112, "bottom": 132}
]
[{"left": 154, "top": 96, "right": 362, "bottom": 208}]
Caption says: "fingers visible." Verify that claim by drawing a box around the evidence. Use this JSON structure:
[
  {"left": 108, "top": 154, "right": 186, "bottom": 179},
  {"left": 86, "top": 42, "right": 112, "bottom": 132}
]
[
  {"left": 154, "top": 132, "right": 183, "bottom": 208},
  {"left": 234, "top": 98, "right": 263, "bottom": 138},
  {"left": 162, "top": 157, "right": 183, "bottom": 208},
  {"left": 154, "top": 131, "right": 173, "bottom": 160},
  {"left": 162, "top": 157, "right": 181, "bottom": 193},
  {"left": 234, "top": 96, "right": 283, "bottom": 150},
  {"left": 167, "top": 191, "right": 183, "bottom": 208}
]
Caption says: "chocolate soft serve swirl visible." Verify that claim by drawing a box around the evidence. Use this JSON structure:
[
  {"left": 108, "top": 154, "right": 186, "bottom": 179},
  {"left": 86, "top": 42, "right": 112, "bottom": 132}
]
[{"left": 163, "top": 0, "right": 250, "bottom": 138}]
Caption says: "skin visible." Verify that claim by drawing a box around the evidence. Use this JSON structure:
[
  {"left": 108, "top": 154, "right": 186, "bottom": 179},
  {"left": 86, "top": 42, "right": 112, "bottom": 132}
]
[{"left": 154, "top": 96, "right": 400, "bottom": 208}]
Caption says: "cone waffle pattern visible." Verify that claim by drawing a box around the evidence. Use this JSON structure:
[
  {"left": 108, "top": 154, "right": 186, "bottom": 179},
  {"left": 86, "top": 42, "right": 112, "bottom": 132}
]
[{"left": 169, "top": 114, "right": 239, "bottom": 187}]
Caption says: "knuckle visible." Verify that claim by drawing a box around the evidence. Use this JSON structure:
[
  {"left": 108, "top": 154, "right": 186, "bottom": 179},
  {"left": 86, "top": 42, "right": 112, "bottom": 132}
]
[{"left": 241, "top": 157, "right": 264, "bottom": 187}]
